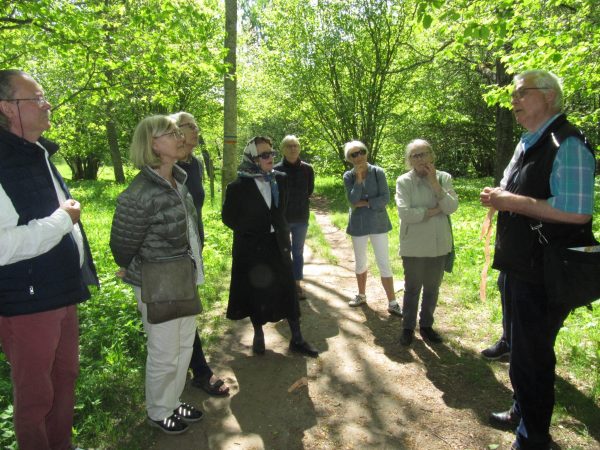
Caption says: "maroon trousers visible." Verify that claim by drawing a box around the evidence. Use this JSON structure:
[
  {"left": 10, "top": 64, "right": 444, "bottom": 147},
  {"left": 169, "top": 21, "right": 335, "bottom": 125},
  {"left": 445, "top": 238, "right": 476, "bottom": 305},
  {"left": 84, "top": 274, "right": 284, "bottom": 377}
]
[{"left": 0, "top": 305, "right": 79, "bottom": 450}]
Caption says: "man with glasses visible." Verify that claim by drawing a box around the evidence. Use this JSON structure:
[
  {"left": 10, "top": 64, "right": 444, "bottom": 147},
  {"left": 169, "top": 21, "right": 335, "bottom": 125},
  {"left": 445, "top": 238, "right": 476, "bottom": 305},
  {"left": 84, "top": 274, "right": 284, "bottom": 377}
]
[
  {"left": 0, "top": 70, "right": 98, "bottom": 450},
  {"left": 480, "top": 70, "right": 595, "bottom": 450}
]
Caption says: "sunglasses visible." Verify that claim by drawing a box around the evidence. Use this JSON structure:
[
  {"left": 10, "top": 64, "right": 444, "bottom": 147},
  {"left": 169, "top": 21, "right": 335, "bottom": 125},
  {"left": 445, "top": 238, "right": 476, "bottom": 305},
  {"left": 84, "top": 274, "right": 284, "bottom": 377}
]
[
  {"left": 350, "top": 149, "right": 367, "bottom": 158},
  {"left": 256, "top": 151, "right": 277, "bottom": 160}
]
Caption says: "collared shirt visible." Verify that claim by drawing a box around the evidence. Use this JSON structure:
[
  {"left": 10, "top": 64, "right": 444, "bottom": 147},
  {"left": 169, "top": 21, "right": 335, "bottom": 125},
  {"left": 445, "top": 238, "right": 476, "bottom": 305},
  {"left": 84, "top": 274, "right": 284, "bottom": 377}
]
[
  {"left": 501, "top": 114, "right": 595, "bottom": 214},
  {"left": 254, "top": 178, "right": 275, "bottom": 232}
]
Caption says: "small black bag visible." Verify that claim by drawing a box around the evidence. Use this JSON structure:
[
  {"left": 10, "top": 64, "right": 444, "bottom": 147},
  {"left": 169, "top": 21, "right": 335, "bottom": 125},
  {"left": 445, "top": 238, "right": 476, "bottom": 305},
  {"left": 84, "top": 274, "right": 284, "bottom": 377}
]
[
  {"left": 141, "top": 253, "right": 202, "bottom": 324},
  {"left": 543, "top": 244, "right": 600, "bottom": 311}
]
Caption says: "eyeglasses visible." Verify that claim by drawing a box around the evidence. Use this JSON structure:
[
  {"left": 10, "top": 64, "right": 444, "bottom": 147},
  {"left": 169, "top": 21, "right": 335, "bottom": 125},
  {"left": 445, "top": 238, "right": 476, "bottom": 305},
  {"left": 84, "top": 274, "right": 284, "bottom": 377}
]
[
  {"left": 0, "top": 96, "right": 49, "bottom": 107},
  {"left": 350, "top": 149, "right": 367, "bottom": 158},
  {"left": 256, "top": 151, "right": 277, "bottom": 160},
  {"left": 155, "top": 129, "right": 184, "bottom": 139},
  {"left": 511, "top": 87, "right": 547, "bottom": 100},
  {"left": 179, "top": 123, "right": 199, "bottom": 131},
  {"left": 410, "top": 151, "right": 430, "bottom": 160}
]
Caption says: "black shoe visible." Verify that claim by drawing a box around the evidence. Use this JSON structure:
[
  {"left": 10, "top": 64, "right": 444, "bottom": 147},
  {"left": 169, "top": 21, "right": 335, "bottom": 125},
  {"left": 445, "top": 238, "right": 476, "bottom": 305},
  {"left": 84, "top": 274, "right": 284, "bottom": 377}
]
[
  {"left": 289, "top": 340, "right": 319, "bottom": 357},
  {"left": 147, "top": 413, "right": 188, "bottom": 434},
  {"left": 297, "top": 286, "right": 307, "bottom": 300},
  {"left": 481, "top": 339, "right": 510, "bottom": 360},
  {"left": 489, "top": 408, "right": 521, "bottom": 429},
  {"left": 400, "top": 329, "right": 414, "bottom": 346},
  {"left": 420, "top": 327, "right": 443, "bottom": 343},
  {"left": 253, "top": 334, "right": 265, "bottom": 355},
  {"left": 174, "top": 402, "right": 203, "bottom": 423}
]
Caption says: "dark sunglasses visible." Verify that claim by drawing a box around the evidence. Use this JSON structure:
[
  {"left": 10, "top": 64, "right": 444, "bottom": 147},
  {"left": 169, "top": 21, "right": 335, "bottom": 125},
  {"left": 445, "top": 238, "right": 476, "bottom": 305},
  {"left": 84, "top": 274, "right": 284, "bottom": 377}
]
[
  {"left": 350, "top": 149, "right": 367, "bottom": 158},
  {"left": 256, "top": 151, "right": 277, "bottom": 160}
]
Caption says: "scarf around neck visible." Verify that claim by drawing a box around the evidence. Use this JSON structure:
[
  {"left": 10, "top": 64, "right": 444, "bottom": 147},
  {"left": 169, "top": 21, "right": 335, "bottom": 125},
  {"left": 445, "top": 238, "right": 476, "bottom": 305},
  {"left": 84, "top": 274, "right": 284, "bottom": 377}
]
[{"left": 237, "top": 155, "right": 279, "bottom": 207}]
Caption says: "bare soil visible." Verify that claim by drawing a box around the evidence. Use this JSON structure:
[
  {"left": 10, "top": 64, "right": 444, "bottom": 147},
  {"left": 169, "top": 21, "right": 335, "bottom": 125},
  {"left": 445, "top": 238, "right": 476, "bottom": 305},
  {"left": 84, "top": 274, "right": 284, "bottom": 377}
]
[{"left": 148, "top": 199, "right": 600, "bottom": 450}]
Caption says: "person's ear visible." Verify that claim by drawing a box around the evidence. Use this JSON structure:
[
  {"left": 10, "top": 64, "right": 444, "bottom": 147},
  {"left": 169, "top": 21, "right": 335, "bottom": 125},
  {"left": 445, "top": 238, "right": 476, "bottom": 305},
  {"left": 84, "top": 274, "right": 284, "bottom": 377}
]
[{"left": 0, "top": 101, "right": 13, "bottom": 118}]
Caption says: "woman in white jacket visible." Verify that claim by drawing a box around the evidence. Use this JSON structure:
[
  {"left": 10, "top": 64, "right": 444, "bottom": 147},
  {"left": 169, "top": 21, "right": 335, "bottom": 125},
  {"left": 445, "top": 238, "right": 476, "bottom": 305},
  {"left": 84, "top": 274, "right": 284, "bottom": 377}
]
[{"left": 395, "top": 139, "right": 458, "bottom": 346}]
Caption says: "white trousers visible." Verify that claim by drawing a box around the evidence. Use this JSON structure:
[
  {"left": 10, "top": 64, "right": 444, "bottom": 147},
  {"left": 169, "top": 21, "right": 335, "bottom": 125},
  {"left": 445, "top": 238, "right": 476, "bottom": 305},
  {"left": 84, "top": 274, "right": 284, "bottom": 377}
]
[
  {"left": 134, "top": 287, "right": 196, "bottom": 421},
  {"left": 351, "top": 233, "right": 393, "bottom": 278}
]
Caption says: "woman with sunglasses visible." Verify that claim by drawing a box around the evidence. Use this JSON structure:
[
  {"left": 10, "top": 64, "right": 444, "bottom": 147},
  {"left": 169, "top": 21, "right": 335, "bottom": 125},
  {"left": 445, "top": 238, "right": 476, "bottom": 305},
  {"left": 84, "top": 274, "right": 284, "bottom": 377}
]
[
  {"left": 395, "top": 139, "right": 458, "bottom": 346},
  {"left": 169, "top": 112, "right": 230, "bottom": 397},
  {"left": 110, "top": 115, "right": 204, "bottom": 434},
  {"left": 343, "top": 141, "right": 401, "bottom": 317},
  {"left": 222, "top": 136, "right": 318, "bottom": 357}
]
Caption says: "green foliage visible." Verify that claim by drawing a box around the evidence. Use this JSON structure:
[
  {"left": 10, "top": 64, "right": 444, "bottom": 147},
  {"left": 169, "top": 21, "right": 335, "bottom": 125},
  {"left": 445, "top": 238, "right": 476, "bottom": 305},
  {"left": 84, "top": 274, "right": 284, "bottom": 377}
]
[{"left": 1, "top": 0, "right": 227, "bottom": 180}]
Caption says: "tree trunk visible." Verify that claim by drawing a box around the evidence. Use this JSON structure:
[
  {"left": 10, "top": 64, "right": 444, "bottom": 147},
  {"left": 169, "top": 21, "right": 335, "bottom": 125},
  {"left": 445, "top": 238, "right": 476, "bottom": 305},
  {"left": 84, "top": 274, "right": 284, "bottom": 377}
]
[
  {"left": 494, "top": 58, "right": 514, "bottom": 186},
  {"left": 222, "top": 0, "right": 238, "bottom": 202},
  {"left": 106, "top": 101, "right": 125, "bottom": 184}
]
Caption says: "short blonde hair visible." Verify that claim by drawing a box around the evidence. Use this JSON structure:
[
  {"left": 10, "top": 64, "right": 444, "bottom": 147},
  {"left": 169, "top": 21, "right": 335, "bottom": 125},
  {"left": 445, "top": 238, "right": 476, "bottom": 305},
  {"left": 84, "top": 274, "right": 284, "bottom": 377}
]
[
  {"left": 343, "top": 140, "right": 368, "bottom": 162},
  {"left": 130, "top": 115, "right": 176, "bottom": 169},
  {"left": 405, "top": 139, "right": 434, "bottom": 169}
]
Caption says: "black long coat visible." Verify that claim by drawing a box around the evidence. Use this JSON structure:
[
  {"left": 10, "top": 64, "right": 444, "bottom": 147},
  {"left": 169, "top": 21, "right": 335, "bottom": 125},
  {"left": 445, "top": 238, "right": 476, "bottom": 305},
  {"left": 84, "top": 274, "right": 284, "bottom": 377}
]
[{"left": 222, "top": 173, "right": 300, "bottom": 325}]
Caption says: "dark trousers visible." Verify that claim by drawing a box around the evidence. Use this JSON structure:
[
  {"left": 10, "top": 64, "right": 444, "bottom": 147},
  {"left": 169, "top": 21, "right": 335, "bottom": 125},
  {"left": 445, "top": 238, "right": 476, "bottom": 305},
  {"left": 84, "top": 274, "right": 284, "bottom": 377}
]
[
  {"left": 498, "top": 271, "right": 511, "bottom": 346},
  {"left": 401, "top": 256, "right": 446, "bottom": 330},
  {"left": 188, "top": 331, "right": 212, "bottom": 380},
  {"left": 506, "top": 272, "right": 569, "bottom": 450}
]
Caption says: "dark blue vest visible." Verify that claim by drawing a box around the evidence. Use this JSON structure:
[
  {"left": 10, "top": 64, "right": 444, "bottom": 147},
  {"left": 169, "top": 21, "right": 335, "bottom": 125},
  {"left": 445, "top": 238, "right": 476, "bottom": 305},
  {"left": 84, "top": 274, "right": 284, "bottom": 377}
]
[
  {"left": 493, "top": 115, "right": 595, "bottom": 283},
  {"left": 0, "top": 129, "right": 96, "bottom": 316}
]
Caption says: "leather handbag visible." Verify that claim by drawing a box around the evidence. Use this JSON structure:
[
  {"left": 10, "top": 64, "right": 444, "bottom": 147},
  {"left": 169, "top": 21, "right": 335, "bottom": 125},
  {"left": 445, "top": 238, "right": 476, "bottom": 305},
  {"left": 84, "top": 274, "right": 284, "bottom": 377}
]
[{"left": 141, "top": 253, "right": 202, "bottom": 324}]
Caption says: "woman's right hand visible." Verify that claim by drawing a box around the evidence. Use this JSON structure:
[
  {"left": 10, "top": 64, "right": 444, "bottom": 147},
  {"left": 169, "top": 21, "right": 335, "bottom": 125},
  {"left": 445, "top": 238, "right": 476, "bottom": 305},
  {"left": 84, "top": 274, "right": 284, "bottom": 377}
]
[{"left": 354, "top": 163, "right": 368, "bottom": 183}]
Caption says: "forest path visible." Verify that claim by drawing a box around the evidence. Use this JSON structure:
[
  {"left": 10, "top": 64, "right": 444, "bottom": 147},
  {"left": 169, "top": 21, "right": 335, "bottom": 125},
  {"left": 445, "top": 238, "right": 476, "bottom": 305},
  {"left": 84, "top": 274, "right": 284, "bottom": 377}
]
[{"left": 147, "top": 198, "right": 591, "bottom": 450}]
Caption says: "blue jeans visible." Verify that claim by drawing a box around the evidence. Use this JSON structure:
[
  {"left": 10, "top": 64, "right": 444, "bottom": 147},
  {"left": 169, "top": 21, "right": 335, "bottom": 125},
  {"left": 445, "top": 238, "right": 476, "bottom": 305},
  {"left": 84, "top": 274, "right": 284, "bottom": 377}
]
[
  {"left": 289, "top": 223, "right": 308, "bottom": 281},
  {"left": 506, "top": 272, "right": 569, "bottom": 450}
]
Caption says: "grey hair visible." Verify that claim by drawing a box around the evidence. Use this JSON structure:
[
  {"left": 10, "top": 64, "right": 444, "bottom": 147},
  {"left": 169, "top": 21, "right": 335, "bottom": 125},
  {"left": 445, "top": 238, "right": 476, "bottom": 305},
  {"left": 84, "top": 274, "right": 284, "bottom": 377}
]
[
  {"left": 281, "top": 134, "right": 300, "bottom": 148},
  {"left": 0, "top": 69, "right": 28, "bottom": 130},
  {"left": 405, "top": 139, "right": 434, "bottom": 169},
  {"left": 168, "top": 111, "right": 195, "bottom": 125},
  {"left": 514, "top": 69, "right": 563, "bottom": 110},
  {"left": 343, "top": 140, "right": 368, "bottom": 162}
]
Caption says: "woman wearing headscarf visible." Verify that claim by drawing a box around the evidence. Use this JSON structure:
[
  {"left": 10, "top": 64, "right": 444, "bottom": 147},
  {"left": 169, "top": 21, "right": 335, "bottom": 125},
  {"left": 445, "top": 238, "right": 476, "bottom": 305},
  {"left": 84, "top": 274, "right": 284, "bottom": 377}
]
[
  {"left": 222, "top": 136, "right": 318, "bottom": 357},
  {"left": 395, "top": 139, "right": 458, "bottom": 346}
]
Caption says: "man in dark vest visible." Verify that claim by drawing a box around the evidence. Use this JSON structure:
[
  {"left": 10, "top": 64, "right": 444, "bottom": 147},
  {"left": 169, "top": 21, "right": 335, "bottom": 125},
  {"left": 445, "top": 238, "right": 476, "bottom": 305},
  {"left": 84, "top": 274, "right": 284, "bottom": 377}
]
[
  {"left": 481, "top": 70, "right": 595, "bottom": 450},
  {"left": 0, "top": 70, "right": 98, "bottom": 450}
]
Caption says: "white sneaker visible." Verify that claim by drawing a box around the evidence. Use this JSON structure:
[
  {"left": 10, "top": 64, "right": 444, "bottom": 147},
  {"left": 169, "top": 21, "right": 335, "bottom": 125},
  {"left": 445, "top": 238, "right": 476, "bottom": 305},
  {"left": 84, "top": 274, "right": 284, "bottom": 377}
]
[{"left": 349, "top": 294, "right": 367, "bottom": 307}]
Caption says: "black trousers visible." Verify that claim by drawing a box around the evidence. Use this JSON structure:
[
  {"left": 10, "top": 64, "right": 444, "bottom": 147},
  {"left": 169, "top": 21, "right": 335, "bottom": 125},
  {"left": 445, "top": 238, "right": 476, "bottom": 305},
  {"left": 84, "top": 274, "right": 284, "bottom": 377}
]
[
  {"left": 188, "top": 331, "right": 212, "bottom": 380},
  {"left": 506, "top": 272, "right": 569, "bottom": 450}
]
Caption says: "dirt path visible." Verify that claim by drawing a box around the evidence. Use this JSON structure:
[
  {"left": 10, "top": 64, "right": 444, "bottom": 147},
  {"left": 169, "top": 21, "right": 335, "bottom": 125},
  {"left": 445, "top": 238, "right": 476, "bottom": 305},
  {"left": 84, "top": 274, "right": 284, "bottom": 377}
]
[{"left": 147, "top": 201, "right": 597, "bottom": 450}]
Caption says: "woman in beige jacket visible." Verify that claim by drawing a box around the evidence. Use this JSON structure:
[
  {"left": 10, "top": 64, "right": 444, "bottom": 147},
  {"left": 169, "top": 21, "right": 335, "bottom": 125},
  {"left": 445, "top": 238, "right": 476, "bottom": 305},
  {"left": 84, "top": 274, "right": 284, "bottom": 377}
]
[{"left": 395, "top": 139, "right": 458, "bottom": 346}]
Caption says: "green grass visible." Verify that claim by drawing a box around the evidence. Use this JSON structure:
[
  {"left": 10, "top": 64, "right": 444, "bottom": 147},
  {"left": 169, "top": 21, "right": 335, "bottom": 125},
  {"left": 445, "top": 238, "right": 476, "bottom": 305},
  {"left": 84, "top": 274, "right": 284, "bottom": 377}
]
[{"left": 0, "top": 168, "right": 598, "bottom": 448}]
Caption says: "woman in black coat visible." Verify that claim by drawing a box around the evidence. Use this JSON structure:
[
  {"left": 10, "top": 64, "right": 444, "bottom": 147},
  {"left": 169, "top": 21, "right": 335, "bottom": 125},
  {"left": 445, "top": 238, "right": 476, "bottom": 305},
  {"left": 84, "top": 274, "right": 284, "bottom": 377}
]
[{"left": 222, "top": 136, "right": 318, "bottom": 357}]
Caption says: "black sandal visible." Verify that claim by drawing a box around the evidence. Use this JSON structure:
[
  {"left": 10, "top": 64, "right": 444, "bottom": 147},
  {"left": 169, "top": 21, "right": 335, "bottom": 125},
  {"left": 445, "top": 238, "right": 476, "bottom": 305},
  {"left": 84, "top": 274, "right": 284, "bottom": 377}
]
[{"left": 192, "top": 376, "right": 230, "bottom": 396}]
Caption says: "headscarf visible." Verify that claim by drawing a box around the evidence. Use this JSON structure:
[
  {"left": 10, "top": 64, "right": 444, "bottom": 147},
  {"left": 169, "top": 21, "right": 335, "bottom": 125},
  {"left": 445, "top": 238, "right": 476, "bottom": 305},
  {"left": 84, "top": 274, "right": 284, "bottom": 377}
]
[{"left": 237, "top": 137, "right": 279, "bottom": 207}]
